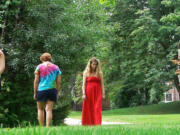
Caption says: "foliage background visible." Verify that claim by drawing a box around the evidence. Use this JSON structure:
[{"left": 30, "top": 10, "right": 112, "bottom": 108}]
[{"left": 0, "top": 0, "right": 180, "bottom": 127}]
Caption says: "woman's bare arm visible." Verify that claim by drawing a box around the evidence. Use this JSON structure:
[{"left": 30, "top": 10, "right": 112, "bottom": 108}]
[
  {"left": 0, "top": 50, "right": 5, "bottom": 75},
  {"left": 34, "top": 73, "right": 40, "bottom": 100},
  {"left": 82, "top": 72, "right": 87, "bottom": 94},
  {"left": 56, "top": 75, "right": 61, "bottom": 93},
  {"left": 100, "top": 72, "right": 105, "bottom": 99},
  {"left": 82, "top": 72, "right": 87, "bottom": 100}
]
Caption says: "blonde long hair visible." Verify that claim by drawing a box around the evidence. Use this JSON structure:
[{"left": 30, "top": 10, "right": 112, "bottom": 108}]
[{"left": 84, "top": 57, "right": 102, "bottom": 77}]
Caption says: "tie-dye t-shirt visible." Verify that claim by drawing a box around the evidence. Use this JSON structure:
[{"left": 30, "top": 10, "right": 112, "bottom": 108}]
[{"left": 35, "top": 63, "right": 62, "bottom": 91}]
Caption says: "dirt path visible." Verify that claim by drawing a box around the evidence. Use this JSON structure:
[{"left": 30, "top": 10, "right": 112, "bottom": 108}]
[{"left": 64, "top": 118, "right": 132, "bottom": 126}]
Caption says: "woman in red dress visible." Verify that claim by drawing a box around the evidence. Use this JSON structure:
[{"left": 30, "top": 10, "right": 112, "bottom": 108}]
[{"left": 82, "top": 57, "right": 105, "bottom": 125}]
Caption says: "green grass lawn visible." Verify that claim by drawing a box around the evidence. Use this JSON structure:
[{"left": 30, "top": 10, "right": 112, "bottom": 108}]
[
  {"left": 1, "top": 125, "right": 180, "bottom": 135},
  {"left": 1, "top": 102, "right": 180, "bottom": 135},
  {"left": 69, "top": 111, "right": 180, "bottom": 124},
  {"left": 69, "top": 101, "right": 180, "bottom": 125}
]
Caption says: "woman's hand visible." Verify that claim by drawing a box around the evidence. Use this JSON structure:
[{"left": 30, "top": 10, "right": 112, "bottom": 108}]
[
  {"left": 0, "top": 50, "right": 3, "bottom": 56},
  {"left": 102, "top": 93, "right": 105, "bottom": 99},
  {"left": 57, "top": 90, "right": 60, "bottom": 100},
  {"left": 33, "top": 93, "right": 37, "bottom": 100},
  {"left": 82, "top": 94, "right": 86, "bottom": 100}
]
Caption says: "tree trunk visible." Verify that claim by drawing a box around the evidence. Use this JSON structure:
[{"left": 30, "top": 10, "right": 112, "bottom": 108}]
[{"left": 174, "top": 75, "right": 180, "bottom": 93}]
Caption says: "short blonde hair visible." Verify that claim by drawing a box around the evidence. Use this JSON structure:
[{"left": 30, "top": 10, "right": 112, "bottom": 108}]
[{"left": 40, "top": 52, "right": 52, "bottom": 62}]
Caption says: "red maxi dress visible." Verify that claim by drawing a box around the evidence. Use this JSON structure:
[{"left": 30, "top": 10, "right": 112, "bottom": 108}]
[{"left": 82, "top": 76, "right": 102, "bottom": 125}]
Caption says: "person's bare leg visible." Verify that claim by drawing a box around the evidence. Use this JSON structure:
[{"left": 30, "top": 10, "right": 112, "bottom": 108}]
[
  {"left": 45, "top": 100, "right": 54, "bottom": 127},
  {"left": 37, "top": 102, "right": 45, "bottom": 126}
]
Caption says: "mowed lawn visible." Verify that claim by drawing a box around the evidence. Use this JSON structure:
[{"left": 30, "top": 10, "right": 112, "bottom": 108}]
[
  {"left": 1, "top": 102, "right": 180, "bottom": 135},
  {"left": 70, "top": 111, "right": 180, "bottom": 125},
  {"left": 69, "top": 101, "right": 180, "bottom": 125},
  {"left": 0, "top": 125, "right": 180, "bottom": 135}
]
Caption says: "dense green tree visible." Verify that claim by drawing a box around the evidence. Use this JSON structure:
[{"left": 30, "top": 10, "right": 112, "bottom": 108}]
[
  {"left": 1, "top": 0, "right": 180, "bottom": 124},
  {"left": 0, "top": 0, "right": 109, "bottom": 127},
  {"left": 105, "top": 0, "right": 180, "bottom": 108}
]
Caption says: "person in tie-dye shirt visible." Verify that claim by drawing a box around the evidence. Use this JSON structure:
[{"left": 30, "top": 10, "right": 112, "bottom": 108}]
[{"left": 34, "top": 52, "right": 61, "bottom": 127}]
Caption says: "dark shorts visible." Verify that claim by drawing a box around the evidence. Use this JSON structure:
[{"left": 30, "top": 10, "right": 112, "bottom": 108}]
[{"left": 37, "top": 88, "right": 58, "bottom": 102}]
